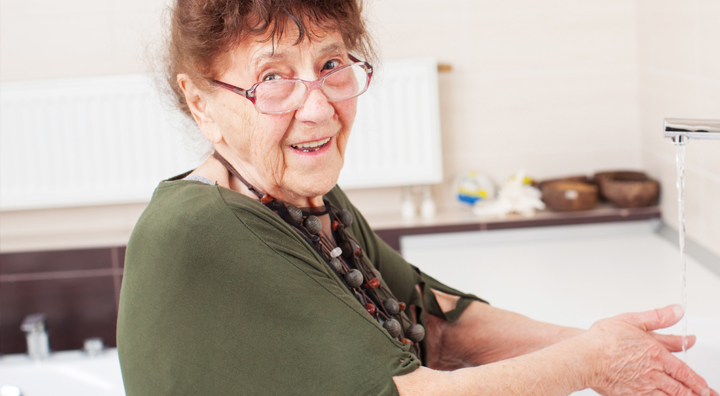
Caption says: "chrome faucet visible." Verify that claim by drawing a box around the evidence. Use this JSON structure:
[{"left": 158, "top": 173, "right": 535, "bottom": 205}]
[
  {"left": 664, "top": 118, "right": 720, "bottom": 145},
  {"left": 21, "top": 314, "right": 50, "bottom": 360}
]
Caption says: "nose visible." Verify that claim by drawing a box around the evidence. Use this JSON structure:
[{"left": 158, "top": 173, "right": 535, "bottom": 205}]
[{"left": 294, "top": 88, "right": 334, "bottom": 124}]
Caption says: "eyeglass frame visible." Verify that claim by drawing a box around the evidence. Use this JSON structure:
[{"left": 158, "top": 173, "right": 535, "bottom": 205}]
[{"left": 210, "top": 54, "right": 373, "bottom": 115}]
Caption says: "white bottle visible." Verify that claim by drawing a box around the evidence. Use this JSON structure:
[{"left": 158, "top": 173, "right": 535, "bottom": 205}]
[
  {"left": 420, "top": 186, "right": 436, "bottom": 219},
  {"left": 401, "top": 187, "right": 416, "bottom": 220}
]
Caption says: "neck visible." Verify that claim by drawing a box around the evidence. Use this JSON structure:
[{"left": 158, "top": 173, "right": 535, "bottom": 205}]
[{"left": 209, "top": 150, "right": 324, "bottom": 208}]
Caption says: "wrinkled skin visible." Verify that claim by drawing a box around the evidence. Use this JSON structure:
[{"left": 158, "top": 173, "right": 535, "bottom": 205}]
[{"left": 586, "top": 306, "right": 715, "bottom": 396}]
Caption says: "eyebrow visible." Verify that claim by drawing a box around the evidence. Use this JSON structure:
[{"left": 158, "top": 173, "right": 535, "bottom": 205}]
[{"left": 247, "top": 42, "right": 347, "bottom": 72}]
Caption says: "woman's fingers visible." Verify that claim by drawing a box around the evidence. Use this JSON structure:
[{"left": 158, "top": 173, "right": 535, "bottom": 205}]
[
  {"left": 659, "top": 348, "right": 711, "bottom": 396},
  {"left": 623, "top": 305, "right": 684, "bottom": 332},
  {"left": 655, "top": 372, "right": 698, "bottom": 396},
  {"left": 651, "top": 332, "right": 697, "bottom": 352}
]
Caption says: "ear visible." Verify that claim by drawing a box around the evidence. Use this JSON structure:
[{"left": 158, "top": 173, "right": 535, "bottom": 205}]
[{"left": 177, "top": 74, "right": 223, "bottom": 144}]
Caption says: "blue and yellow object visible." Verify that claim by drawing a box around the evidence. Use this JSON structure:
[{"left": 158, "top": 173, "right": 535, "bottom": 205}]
[{"left": 455, "top": 171, "right": 495, "bottom": 206}]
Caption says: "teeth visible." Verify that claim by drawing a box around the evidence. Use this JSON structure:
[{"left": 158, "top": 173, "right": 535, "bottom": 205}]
[{"left": 292, "top": 137, "right": 331, "bottom": 149}]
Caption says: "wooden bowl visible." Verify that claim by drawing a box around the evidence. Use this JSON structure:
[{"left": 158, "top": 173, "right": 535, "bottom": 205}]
[
  {"left": 538, "top": 175, "right": 590, "bottom": 191},
  {"left": 601, "top": 174, "right": 659, "bottom": 208},
  {"left": 593, "top": 171, "right": 647, "bottom": 201},
  {"left": 541, "top": 181, "right": 598, "bottom": 212}
]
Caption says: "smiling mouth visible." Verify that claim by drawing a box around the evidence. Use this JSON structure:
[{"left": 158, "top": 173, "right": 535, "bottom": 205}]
[{"left": 290, "top": 137, "right": 331, "bottom": 153}]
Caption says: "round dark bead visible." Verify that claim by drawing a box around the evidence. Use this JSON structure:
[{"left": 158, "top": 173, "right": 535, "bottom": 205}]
[
  {"left": 286, "top": 205, "right": 303, "bottom": 223},
  {"left": 304, "top": 215, "right": 322, "bottom": 235},
  {"left": 383, "top": 318, "right": 402, "bottom": 338},
  {"left": 338, "top": 209, "right": 353, "bottom": 228},
  {"left": 407, "top": 324, "right": 425, "bottom": 343},
  {"left": 329, "top": 257, "right": 343, "bottom": 273},
  {"left": 344, "top": 269, "right": 364, "bottom": 288},
  {"left": 339, "top": 240, "right": 354, "bottom": 258},
  {"left": 383, "top": 299, "right": 400, "bottom": 316}
]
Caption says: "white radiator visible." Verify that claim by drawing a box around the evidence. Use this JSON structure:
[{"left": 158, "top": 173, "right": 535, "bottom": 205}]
[{"left": 0, "top": 58, "right": 442, "bottom": 210}]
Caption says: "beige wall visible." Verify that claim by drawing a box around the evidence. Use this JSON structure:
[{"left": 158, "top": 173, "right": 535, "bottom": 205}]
[
  {"left": 635, "top": 0, "right": 720, "bottom": 257},
  {"left": 1, "top": 0, "right": 717, "bottom": 254}
]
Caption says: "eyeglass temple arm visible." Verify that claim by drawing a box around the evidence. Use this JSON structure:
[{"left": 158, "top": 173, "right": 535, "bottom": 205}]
[
  {"left": 211, "top": 80, "right": 250, "bottom": 98},
  {"left": 349, "top": 54, "right": 373, "bottom": 78}
]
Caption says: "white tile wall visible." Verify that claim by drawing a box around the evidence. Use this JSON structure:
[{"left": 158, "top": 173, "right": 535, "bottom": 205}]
[
  {"left": 0, "top": 0, "right": 718, "bottom": 255},
  {"left": 636, "top": 0, "right": 720, "bottom": 257}
]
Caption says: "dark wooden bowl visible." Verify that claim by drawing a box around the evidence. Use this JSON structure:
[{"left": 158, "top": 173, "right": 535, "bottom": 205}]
[
  {"left": 602, "top": 175, "right": 659, "bottom": 208},
  {"left": 541, "top": 181, "right": 598, "bottom": 212},
  {"left": 593, "top": 171, "right": 647, "bottom": 201},
  {"left": 538, "top": 175, "right": 590, "bottom": 190}
]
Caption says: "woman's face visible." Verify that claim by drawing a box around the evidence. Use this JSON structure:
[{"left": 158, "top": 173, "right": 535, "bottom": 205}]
[{"left": 205, "top": 29, "right": 357, "bottom": 207}]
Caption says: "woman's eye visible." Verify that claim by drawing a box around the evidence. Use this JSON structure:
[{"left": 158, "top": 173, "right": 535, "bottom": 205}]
[
  {"left": 262, "top": 73, "right": 283, "bottom": 82},
  {"left": 322, "top": 60, "right": 341, "bottom": 71}
]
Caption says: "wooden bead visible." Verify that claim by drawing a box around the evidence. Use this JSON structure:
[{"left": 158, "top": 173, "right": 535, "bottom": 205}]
[
  {"left": 383, "top": 299, "right": 400, "bottom": 316},
  {"left": 367, "top": 277, "right": 380, "bottom": 288},
  {"left": 344, "top": 269, "right": 364, "bottom": 288},
  {"left": 338, "top": 209, "right": 353, "bottom": 228},
  {"left": 383, "top": 318, "right": 401, "bottom": 337},
  {"left": 398, "top": 302, "right": 407, "bottom": 311},
  {"left": 339, "top": 240, "right": 354, "bottom": 258},
  {"left": 407, "top": 324, "right": 425, "bottom": 343},
  {"left": 304, "top": 215, "right": 322, "bottom": 235},
  {"left": 286, "top": 205, "right": 303, "bottom": 223},
  {"left": 365, "top": 303, "right": 376, "bottom": 315},
  {"left": 329, "top": 257, "right": 343, "bottom": 273}
]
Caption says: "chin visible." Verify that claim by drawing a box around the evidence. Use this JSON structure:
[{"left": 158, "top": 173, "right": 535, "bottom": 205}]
[{"left": 293, "top": 169, "right": 342, "bottom": 200}]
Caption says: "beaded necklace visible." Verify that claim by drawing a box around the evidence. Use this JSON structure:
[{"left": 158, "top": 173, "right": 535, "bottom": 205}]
[{"left": 212, "top": 152, "right": 425, "bottom": 356}]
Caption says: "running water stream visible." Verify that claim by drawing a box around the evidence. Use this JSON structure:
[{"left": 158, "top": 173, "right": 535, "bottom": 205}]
[{"left": 675, "top": 143, "right": 688, "bottom": 362}]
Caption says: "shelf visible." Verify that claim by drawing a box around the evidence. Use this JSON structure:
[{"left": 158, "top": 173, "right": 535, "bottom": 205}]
[{"left": 369, "top": 204, "right": 661, "bottom": 251}]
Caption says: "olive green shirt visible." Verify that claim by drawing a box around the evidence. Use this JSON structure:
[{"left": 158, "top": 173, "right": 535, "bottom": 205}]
[{"left": 117, "top": 177, "right": 484, "bottom": 395}]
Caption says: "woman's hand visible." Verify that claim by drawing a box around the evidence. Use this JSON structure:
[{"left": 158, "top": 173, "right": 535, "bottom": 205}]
[{"left": 586, "top": 305, "right": 717, "bottom": 396}]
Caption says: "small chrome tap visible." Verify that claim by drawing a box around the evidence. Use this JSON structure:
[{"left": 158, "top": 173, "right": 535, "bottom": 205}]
[
  {"left": 20, "top": 313, "right": 50, "bottom": 360},
  {"left": 664, "top": 118, "right": 720, "bottom": 145}
]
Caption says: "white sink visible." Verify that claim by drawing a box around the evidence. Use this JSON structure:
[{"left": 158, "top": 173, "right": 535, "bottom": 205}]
[{"left": 0, "top": 349, "right": 124, "bottom": 396}]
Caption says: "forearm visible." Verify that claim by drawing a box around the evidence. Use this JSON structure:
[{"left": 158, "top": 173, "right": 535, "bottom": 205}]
[
  {"left": 396, "top": 333, "right": 593, "bottom": 396},
  {"left": 427, "top": 300, "right": 583, "bottom": 368}
]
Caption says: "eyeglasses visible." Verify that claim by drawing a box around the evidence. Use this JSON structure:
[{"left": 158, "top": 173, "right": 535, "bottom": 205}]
[{"left": 211, "top": 56, "right": 373, "bottom": 115}]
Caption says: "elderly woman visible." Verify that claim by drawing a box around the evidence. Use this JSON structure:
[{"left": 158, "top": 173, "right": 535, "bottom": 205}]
[{"left": 116, "top": 1, "right": 716, "bottom": 395}]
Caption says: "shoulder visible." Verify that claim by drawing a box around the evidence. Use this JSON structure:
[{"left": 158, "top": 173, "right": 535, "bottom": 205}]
[{"left": 131, "top": 179, "right": 232, "bottom": 241}]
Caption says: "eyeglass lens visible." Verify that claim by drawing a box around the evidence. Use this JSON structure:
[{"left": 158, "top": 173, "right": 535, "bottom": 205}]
[{"left": 254, "top": 63, "right": 369, "bottom": 114}]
